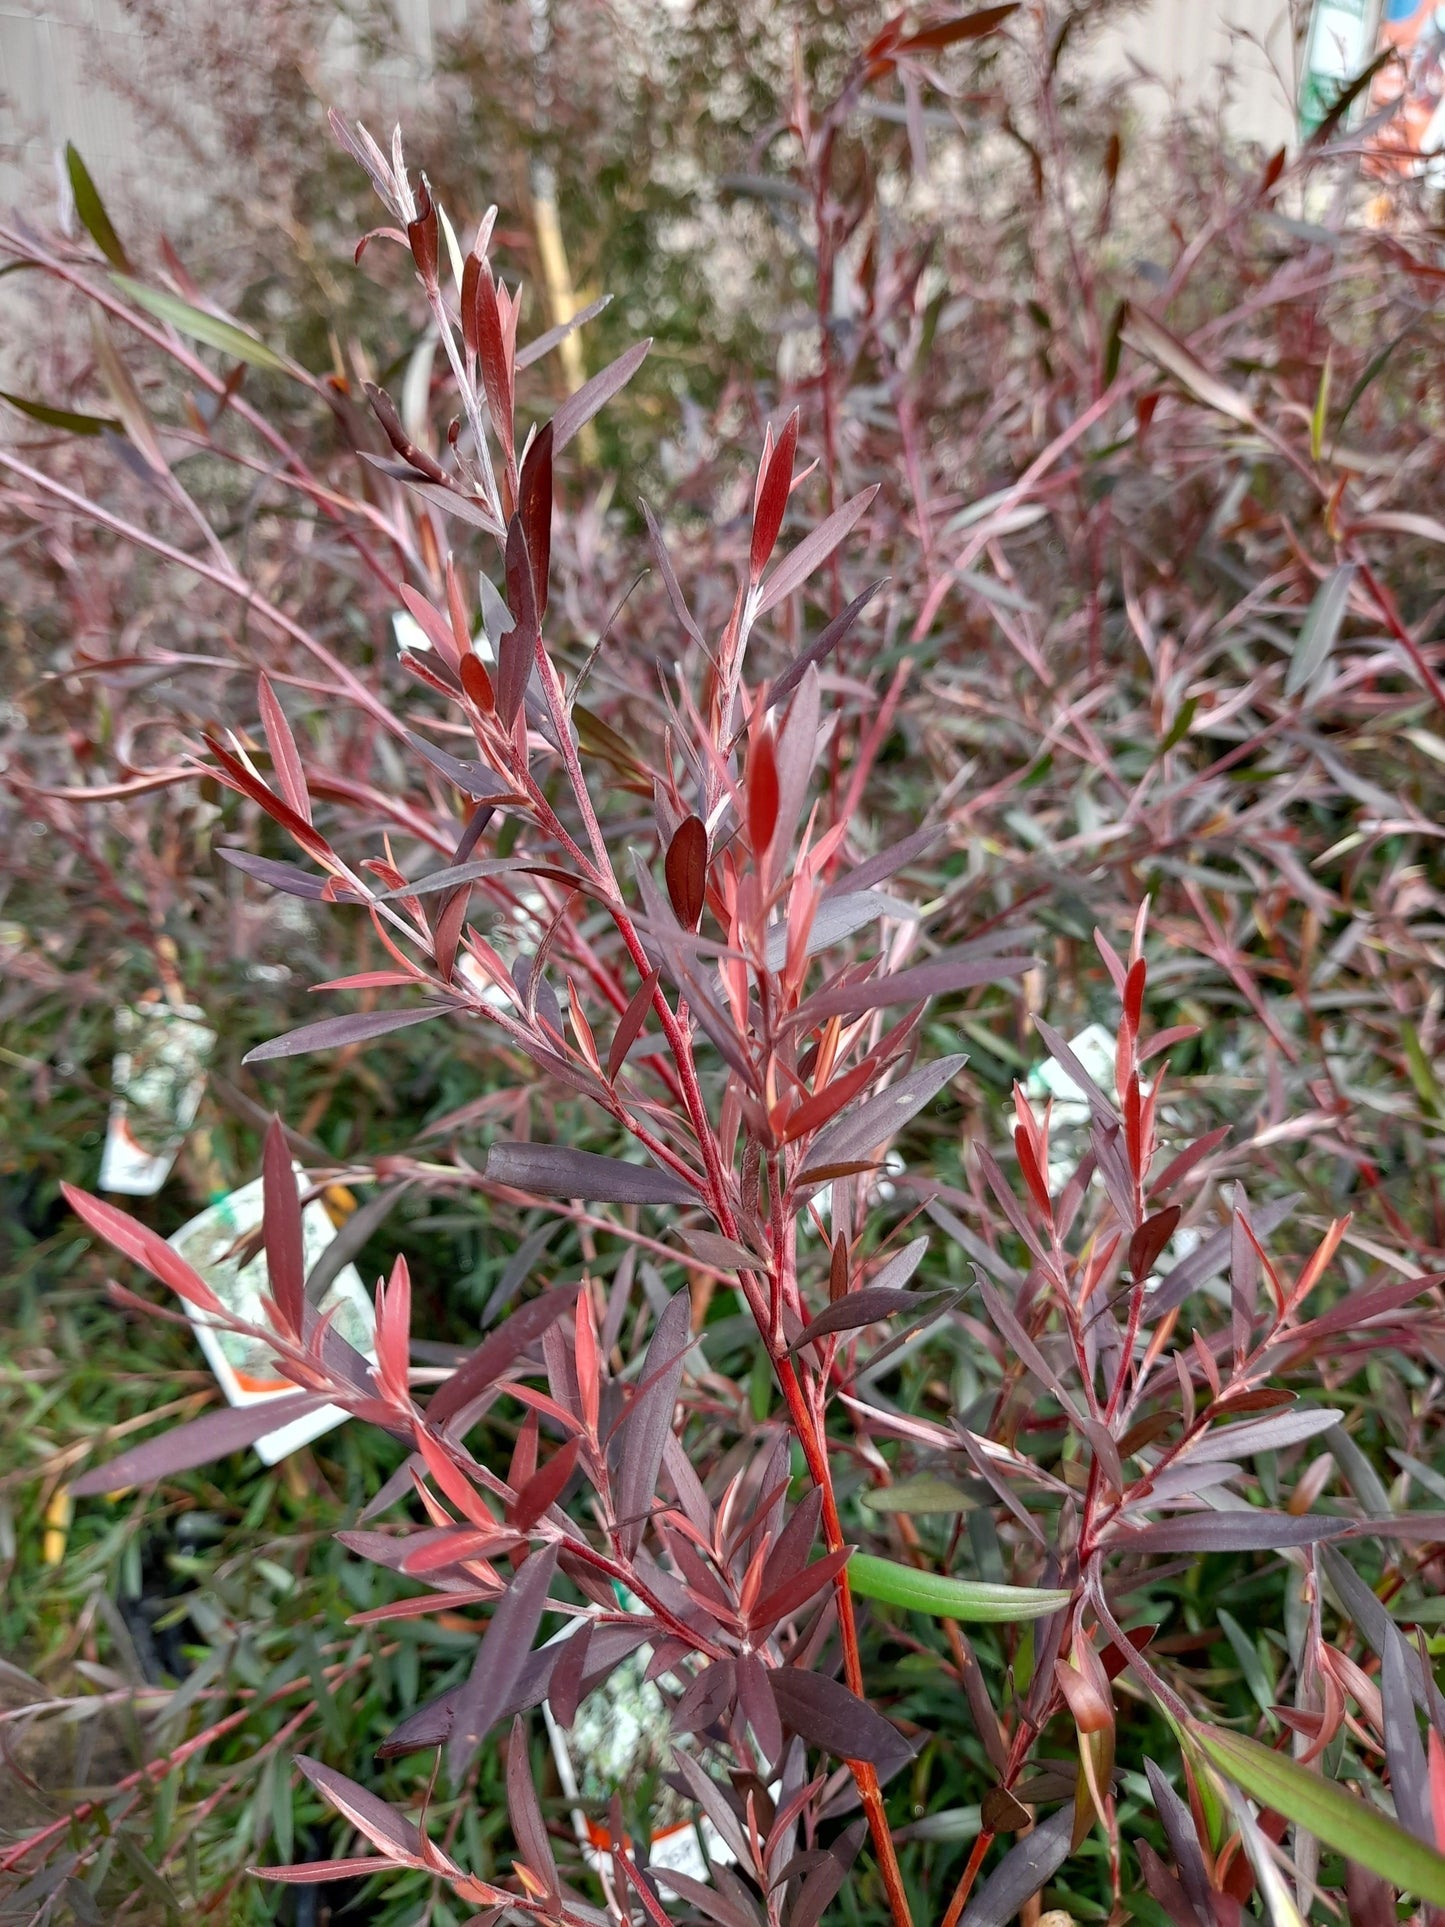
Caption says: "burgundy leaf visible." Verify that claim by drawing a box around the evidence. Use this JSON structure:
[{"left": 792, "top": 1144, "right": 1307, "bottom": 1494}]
[
  {"left": 640, "top": 498, "right": 705, "bottom": 646},
  {"left": 552, "top": 338, "right": 651, "bottom": 451},
  {"left": 821, "top": 824, "right": 948, "bottom": 900},
  {"left": 897, "top": 4, "right": 1019, "bottom": 53},
  {"left": 616, "top": 1289, "right": 692, "bottom": 1556},
  {"left": 801, "top": 951, "right": 1031, "bottom": 1021},
  {"left": 447, "top": 1544, "right": 559, "bottom": 1780},
  {"left": 295, "top": 1757, "right": 425, "bottom": 1864},
  {"left": 655, "top": 1868, "right": 761, "bottom": 1927},
  {"left": 759, "top": 1489, "right": 823, "bottom": 1601},
  {"left": 798, "top": 1054, "right": 969, "bottom": 1176},
  {"left": 506, "top": 1713, "right": 558, "bottom": 1891},
  {"left": 70, "top": 1394, "right": 330, "bottom": 1495},
  {"left": 757, "top": 486, "right": 879, "bottom": 615},
  {"left": 669, "top": 1748, "right": 752, "bottom": 1866},
  {"left": 671, "top": 1657, "right": 737, "bottom": 1733},
  {"left": 768, "top": 1668, "right": 910, "bottom": 1771},
  {"left": 261, "top": 1117, "right": 305, "bottom": 1338},
  {"left": 1382, "top": 1626, "right": 1433, "bottom": 1844},
  {"left": 750, "top": 409, "right": 798, "bottom": 581},
  {"left": 253, "top": 1857, "right": 397, "bottom": 1884},
  {"left": 768, "top": 579, "right": 888, "bottom": 711},
  {"left": 1112, "top": 1511, "right": 1349, "bottom": 1554},
  {"left": 736, "top": 1653, "right": 784, "bottom": 1768},
  {"left": 484, "top": 1142, "right": 696, "bottom": 1206},
  {"left": 1129, "top": 1206, "right": 1181, "bottom": 1282},
  {"left": 1150, "top": 1194, "right": 1298, "bottom": 1316},
  {"left": 1143, "top": 1760, "right": 1214, "bottom": 1927},
  {"left": 512, "top": 1435, "right": 580, "bottom": 1531},
  {"left": 747, "top": 729, "right": 780, "bottom": 855},
  {"left": 547, "top": 1622, "right": 592, "bottom": 1729},
  {"left": 664, "top": 816, "right": 708, "bottom": 930},
  {"left": 789, "top": 1821, "right": 866, "bottom": 1927},
  {"left": 959, "top": 1804, "right": 1072, "bottom": 1927},
  {"left": 217, "top": 848, "right": 356, "bottom": 901},
  {"left": 792, "top": 1287, "right": 922, "bottom": 1351},
  {"left": 366, "top": 858, "right": 533, "bottom": 903},
  {"left": 243, "top": 1006, "right": 448, "bottom": 1064},
  {"left": 518, "top": 422, "right": 553, "bottom": 620},
  {"left": 749, "top": 1548, "right": 852, "bottom": 1632},
  {"left": 427, "top": 1280, "right": 582, "bottom": 1428},
  {"left": 498, "top": 517, "right": 538, "bottom": 727},
  {"left": 257, "top": 673, "right": 311, "bottom": 824},
  {"left": 403, "top": 729, "right": 499, "bottom": 800},
  {"left": 1183, "top": 1407, "right": 1342, "bottom": 1463},
  {"left": 516, "top": 292, "right": 612, "bottom": 371},
  {"left": 62, "top": 1185, "right": 224, "bottom": 1316}
]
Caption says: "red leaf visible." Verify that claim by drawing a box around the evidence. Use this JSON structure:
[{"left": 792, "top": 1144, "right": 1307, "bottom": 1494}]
[
  {"left": 448, "top": 1544, "right": 559, "bottom": 1778},
  {"left": 664, "top": 816, "right": 707, "bottom": 930},
  {"left": 257, "top": 674, "right": 311, "bottom": 825},
  {"left": 512, "top": 1435, "right": 580, "bottom": 1530},
  {"left": 261, "top": 1117, "right": 305, "bottom": 1339},
  {"left": 768, "top": 1668, "right": 909, "bottom": 1771},
  {"left": 62, "top": 1185, "right": 224, "bottom": 1316},
  {"left": 295, "top": 1757, "right": 427, "bottom": 1865},
  {"left": 750, "top": 409, "right": 798, "bottom": 582},
  {"left": 459, "top": 651, "right": 495, "bottom": 714},
  {"left": 427, "top": 1281, "right": 581, "bottom": 1429},
  {"left": 1129, "top": 1206, "right": 1180, "bottom": 1282},
  {"left": 756, "top": 487, "right": 878, "bottom": 615},
  {"left": 896, "top": 4, "right": 1019, "bottom": 53},
  {"left": 747, "top": 731, "right": 779, "bottom": 856},
  {"left": 472, "top": 269, "right": 514, "bottom": 459},
  {"left": 608, "top": 966, "right": 661, "bottom": 1082},
  {"left": 749, "top": 1547, "right": 851, "bottom": 1632}
]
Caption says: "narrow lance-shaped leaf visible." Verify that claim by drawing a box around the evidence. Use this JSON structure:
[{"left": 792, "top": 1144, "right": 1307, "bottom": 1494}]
[
  {"left": 428, "top": 1280, "right": 582, "bottom": 1428},
  {"left": 261, "top": 1118, "right": 306, "bottom": 1338},
  {"left": 792, "top": 1286, "right": 926, "bottom": 1350},
  {"left": 1180, "top": 1406, "right": 1343, "bottom": 1464},
  {"left": 113, "top": 274, "right": 292, "bottom": 375},
  {"left": 798, "top": 1054, "right": 968, "bottom": 1177},
  {"left": 485, "top": 1142, "right": 696, "bottom": 1206},
  {"left": 506, "top": 1713, "right": 558, "bottom": 1892},
  {"left": 294, "top": 1757, "right": 428, "bottom": 1865},
  {"left": 70, "top": 1394, "right": 331, "bottom": 1496},
  {"left": 243, "top": 1005, "right": 449, "bottom": 1065},
  {"left": 0, "top": 391, "right": 120, "bottom": 435},
  {"left": 608, "top": 967, "right": 661, "bottom": 1082},
  {"left": 768, "top": 1667, "right": 910, "bottom": 1771},
  {"left": 757, "top": 486, "right": 880, "bottom": 615},
  {"left": 615, "top": 1289, "right": 692, "bottom": 1555},
  {"left": 768, "top": 578, "right": 888, "bottom": 710},
  {"left": 1286, "top": 564, "right": 1355, "bottom": 699},
  {"left": 66, "top": 144, "right": 132, "bottom": 270},
  {"left": 448, "top": 1543, "right": 559, "bottom": 1780},
  {"left": 847, "top": 1554, "right": 1070, "bottom": 1622},
  {"left": 62, "top": 1185, "right": 224, "bottom": 1315},
  {"left": 552, "top": 338, "right": 652, "bottom": 451},
  {"left": 800, "top": 950, "right": 1031, "bottom": 1022},
  {"left": 959, "top": 1806, "right": 1073, "bottom": 1927},
  {"left": 1194, "top": 1722, "right": 1445, "bottom": 1904},
  {"left": 1113, "top": 1512, "right": 1349, "bottom": 1555}
]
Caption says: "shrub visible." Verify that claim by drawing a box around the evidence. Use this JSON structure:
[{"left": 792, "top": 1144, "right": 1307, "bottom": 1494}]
[{"left": 5, "top": 8, "right": 1445, "bottom": 1927}]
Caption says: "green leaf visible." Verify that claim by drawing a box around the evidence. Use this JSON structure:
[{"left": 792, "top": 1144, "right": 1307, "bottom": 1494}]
[
  {"left": 1216, "top": 1608, "right": 1277, "bottom": 1724},
  {"left": 861, "top": 1476, "right": 977, "bottom": 1516},
  {"left": 66, "top": 144, "right": 131, "bottom": 272},
  {"left": 0, "top": 391, "right": 119, "bottom": 436},
  {"left": 1310, "top": 350, "right": 1331, "bottom": 463},
  {"left": 1194, "top": 1723, "right": 1445, "bottom": 1903},
  {"left": 1286, "top": 564, "right": 1354, "bottom": 699},
  {"left": 111, "top": 274, "right": 292, "bottom": 375},
  {"left": 846, "top": 1553, "right": 1070, "bottom": 1622}
]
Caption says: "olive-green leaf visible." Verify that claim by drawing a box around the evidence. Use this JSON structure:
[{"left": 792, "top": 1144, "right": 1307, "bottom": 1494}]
[
  {"left": 66, "top": 144, "right": 131, "bottom": 272},
  {"left": 1286, "top": 564, "right": 1354, "bottom": 699},
  {"left": 1194, "top": 1723, "right": 1445, "bottom": 1904},
  {"left": 846, "top": 1553, "right": 1069, "bottom": 1622},
  {"left": 860, "top": 1476, "right": 977, "bottom": 1516},
  {"left": 111, "top": 275, "right": 292, "bottom": 375},
  {"left": 0, "top": 391, "right": 119, "bottom": 436}
]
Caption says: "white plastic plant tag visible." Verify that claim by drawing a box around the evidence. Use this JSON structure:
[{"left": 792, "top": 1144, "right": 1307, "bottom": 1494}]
[
  {"left": 542, "top": 1595, "right": 734, "bottom": 1892},
  {"left": 167, "top": 1171, "right": 375, "bottom": 1464},
  {"left": 100, "top": 1001, "right": 216, "bottom": 1196}
]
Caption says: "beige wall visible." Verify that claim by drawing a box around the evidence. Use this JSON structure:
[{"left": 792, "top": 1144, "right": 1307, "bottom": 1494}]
[{"left": 0, "top": 0, "right": 1305, "bottom": 220}]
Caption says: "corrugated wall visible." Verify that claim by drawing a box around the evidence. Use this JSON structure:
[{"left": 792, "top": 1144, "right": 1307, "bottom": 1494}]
[{"left": 0, "top": 0, "right": 1303, "bottom": 218}]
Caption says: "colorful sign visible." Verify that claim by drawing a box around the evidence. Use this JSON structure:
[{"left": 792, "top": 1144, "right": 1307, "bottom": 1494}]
[{"left": 1370, "top": 0, "right": 1445, "bottom": 179}]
